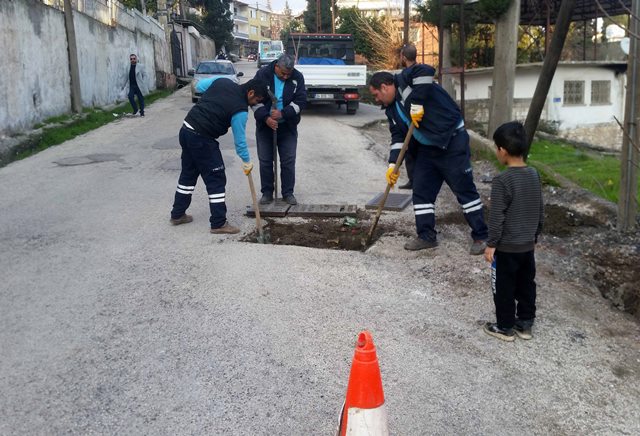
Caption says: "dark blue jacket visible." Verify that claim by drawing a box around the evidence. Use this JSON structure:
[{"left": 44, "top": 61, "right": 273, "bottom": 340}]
[
  {"left": 253, "top": 60, "right": 307, "bottom": 132},
  {"left": 386, "top": 64, "right": 463, "bottom": 162}
]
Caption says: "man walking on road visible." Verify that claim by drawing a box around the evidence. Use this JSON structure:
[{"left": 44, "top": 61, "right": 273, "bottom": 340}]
[
  {"left": 123, "top": 54, "right": 148, "bottom": 117},
  {"left": 170, "top": 78, "right": 269, "bottom": 234},
  {"left": 252, "top": 54, "right": 307, "bottom": 205},
  {"left": 369, "top": 71, "right": 488, "bottom": 253}
]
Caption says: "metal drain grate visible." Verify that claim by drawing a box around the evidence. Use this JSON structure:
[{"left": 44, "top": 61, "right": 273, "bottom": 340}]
[
  {"left": 246, "top": 201, "right": 291, "bottom": 217},
  {"left": 364, "top": 192, "right": 412, "bottom": 211},
  {"left": 287, "top": 204, "right": 358, "bottom": 217}
]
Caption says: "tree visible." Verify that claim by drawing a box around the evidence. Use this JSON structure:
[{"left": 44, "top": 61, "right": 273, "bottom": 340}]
[
  {"left": 303, "top": 0, "right": 335, "bottom": 33},
  {"left": 337, "top": 7, "right": 382, "bottom": 63},
  {"left": 189, "top": 0, "right": 234, "bottom": 50},
  {"left": 281, "top": 19, "right": 306, "bottom": 47}
]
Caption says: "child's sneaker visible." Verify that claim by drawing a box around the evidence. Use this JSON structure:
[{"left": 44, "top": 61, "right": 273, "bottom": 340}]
[
  {"left": 513, "top": 321, "right": 533, "bottom": 340},
  {"left": 483, "top": 322, "right": 515, "bottom": 342}
]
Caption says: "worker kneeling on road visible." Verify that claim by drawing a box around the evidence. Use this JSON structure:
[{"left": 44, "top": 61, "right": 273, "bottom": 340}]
[
  {"left": 368, "top": 71, "right": 488, "bottom": 253},
  {"left": 170, "top": 78, "right": 269, "bottom": 234},
  {"left": 252, "top": 54, "right": 307, "bottom": 206}
]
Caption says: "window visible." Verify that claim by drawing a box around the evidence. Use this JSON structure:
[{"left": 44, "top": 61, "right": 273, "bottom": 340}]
[
  {"left": 488, "top": 85, "right": 492, "bottom": 99},
  {"left": 563, "top": 80, "right": 584, "bottom": 105},
  {"left": 591, "top": 80, "right": 611, "bottom": 105},
  {"left": 250, "top": 10, "right": 256, "bottom": 18},
  {"left": 250, "top": 26, "right": 258, "bottom": 34}
]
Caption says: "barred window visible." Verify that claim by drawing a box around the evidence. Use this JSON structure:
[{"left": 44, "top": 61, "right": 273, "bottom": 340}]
[
  {"left": 563, "top": 80, "right": 584, "bottom": 105},
  {"left": 591, "top": 80, "right": 611, "bottom": 105}
]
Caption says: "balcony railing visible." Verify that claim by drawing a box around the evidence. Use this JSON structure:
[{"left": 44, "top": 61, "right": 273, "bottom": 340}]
[
  {"left": 233, "top": 31, "right": 249, "bottom": 39},
  {"left": 234, "top": 14, "right": 248, "bottom": 22}
]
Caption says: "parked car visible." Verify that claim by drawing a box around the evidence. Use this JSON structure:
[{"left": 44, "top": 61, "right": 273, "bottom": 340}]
[
  {"left": 189, "top": 60, "right": 244, "bottom": 103},
  {"left": 247, "top": 53, "right": 257, "bottom": 61}
]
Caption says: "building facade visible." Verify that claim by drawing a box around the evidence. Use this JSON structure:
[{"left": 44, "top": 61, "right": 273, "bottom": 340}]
[{"left": 231, "top": 1, "right": 272, "bottom": 56}]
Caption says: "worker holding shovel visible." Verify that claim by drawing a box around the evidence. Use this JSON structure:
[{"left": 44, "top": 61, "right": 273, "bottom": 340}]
[
  {"left": 368, "top": 71, "right": 488, "bottom": 254},
  {"left": 169, "top": 78, "right": 269, "bottom": 234},
  {"left": 252, "top": 54, "right": 307, "bottom": 206}
]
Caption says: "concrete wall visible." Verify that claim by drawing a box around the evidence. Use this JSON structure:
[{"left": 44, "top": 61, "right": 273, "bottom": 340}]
[
  {"left": 0, "top": 0, "right": 172, "bottom": 137},
  {"left": 0, "top": 0, "right": 72, "bottom": 136}
]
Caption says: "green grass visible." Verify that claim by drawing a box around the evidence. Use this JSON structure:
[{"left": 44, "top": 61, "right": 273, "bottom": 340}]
[
  {"left": 3, "top": 89, "right": 173, "bottom": 166},
  {"left": 528, "top": 139, "right": 637, "bottom": 204}
]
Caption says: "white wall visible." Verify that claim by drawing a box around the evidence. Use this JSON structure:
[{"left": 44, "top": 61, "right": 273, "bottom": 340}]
[
  {"left": 0, "top": 0, "right": 169, "bottom": 137},
  {"left": 458, "top": 64, "right": 626, "bottom": 129},
  {"left": 0, "top": 0, "right": 71, "bottom": 135}
]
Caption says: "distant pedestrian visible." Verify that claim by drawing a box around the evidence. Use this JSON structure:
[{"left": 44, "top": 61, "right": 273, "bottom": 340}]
[
  {"left": 483, "top": 121, "right": 544, "bottom": 342},
  {"left": 252, "top": 53, "right": 307, "bottom": 205},
  {"left": 170, "top": 78, "right": 269, "bottom": 234},
  {"left": 123, "top": 54, "right": 148, "bottom": 117}
]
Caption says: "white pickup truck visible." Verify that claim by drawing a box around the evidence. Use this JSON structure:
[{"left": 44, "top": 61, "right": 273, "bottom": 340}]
[{"left": 288, "top": 33, "right": 367, "bottom": 115}]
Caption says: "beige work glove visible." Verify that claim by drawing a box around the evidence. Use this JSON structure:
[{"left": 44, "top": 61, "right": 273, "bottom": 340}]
[{"left": 242, "top": 162, "right": 254, "bottom": 175}]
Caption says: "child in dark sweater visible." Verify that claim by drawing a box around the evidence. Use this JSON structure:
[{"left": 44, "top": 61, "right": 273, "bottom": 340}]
[{"left": 483, "top": 121, "right": 544, "bottom": 341}]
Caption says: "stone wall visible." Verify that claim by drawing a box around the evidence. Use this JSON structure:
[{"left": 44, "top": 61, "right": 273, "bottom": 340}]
[{"left": 0, "top": 0, "right": 173, "bottom": 137}]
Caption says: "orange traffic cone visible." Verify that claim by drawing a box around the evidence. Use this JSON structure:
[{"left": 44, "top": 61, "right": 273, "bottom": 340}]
[{"left": 337, "top": 331, "right": 389, "bottom": 436}]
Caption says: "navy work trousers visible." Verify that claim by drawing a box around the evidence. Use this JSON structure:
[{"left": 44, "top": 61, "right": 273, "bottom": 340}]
[
  {"left": 412, "top": 129, "right": 488, "bottom": 242},
  {"left": 492, "top": 250, "right": 537, "bottom": 329},
  {"left": 171, "top": 127, "right": 227, "bottom": 229},
  {"left": 128, "top": 85, "right": 145, "bottom": 115},
  {"left": 256, "top": 125, "right": 297, "bottom": 197}
]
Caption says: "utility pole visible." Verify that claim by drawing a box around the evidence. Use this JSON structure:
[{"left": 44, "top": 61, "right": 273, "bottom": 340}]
[
  {"left": 63, "top": 0, "right": 82, "bottom": 113},
  {"left": 618, "top": 0, "right": 640, "bottom": 231},
  {"left": 331, "top": 0, "right": 335, "bottom": 34},
  {"left": 487, "top": 0, "right": 520, "bottom": 138},
  {"left": 403, "top": 0, "right": 410, "bottom": 44},
  {"left": 316, "top": 0, "right": 321, "bottom": 33}
]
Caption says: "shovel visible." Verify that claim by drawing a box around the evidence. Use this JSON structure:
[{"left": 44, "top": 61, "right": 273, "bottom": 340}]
[
  {"left": 267, "top": 89, "right": 279, "bottom": 200},
  {"left": 366, "top": 124, "right": 415, "bottom": 246},
  {"left": 247, "top": 170, "right": 269, "bottom": 243}
]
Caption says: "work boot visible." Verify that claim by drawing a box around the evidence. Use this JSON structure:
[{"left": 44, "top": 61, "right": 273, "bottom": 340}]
[
  {"left": 259, "top": 193, "right": 273, "bottom": 204},
  {"left": 469, "top": 240, "right": 487, "bottom": 255},
  {"left": 398, "top": 181, "right": 413, "bottom": 190},
  {"left": 284, "top": 194, "right": 298, "bottom": 205},
  {"left": 170, "top": 214, "right": 193, "bottom": 225},
  {"left": 483, "top": 322, "right": 515, "bottom": 342},
  {"left": 210, "top": 222, "right": 240, "bottom": 234},
  {"left": 404, "top": 237, "right": 438, "bottom": 251}
]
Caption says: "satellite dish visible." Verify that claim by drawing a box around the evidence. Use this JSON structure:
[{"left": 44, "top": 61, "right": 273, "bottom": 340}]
[{"left": 621, "top": 37, "right": 630, "bottom": 55}]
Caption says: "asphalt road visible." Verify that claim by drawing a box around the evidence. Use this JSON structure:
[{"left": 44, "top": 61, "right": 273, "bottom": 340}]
[{"left": 1, "top": 62, "right": 639, "bottom": 435}]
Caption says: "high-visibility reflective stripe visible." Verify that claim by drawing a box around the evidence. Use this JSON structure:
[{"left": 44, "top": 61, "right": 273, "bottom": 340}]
[
  {"left": 209, "top": 193, "right": 225, "bottom": 198},
  {"left": 462, "top": 198, "right": 482, "bottom": 209},
  {"left": 400, "top": 86, "right": 412, "bottom": 103},
  {"left": 178, "top": 184, "right": 195, "bottom": 190},
  {"left": 176, "top": 188, "right": 193, "bottom": 195},
  {"left": 289, "top": 102, "right": 301, "bottom": 114},
  {"left": 251, "top": 103, "right": 265, "bottom": 112},
  {"left": 390, "top": 143, "right": 403, "bottom": 150},
  {"left": 414, "top": 203, "right": 434, "bottom": 209},
  {"left": 183, "top": 120, "right": 195, "bottom": 130},
  {"left": 209, "top": 198, "right": 226, "bottom": 203},
  {"left": 415, "top": 209, "right": 434, "bottom": 215},
  {"left": 413, "top": 76, "right": 434, "bottom": 85},
  {"left": 464, "top": 204, "right": 483, "bottom": 213}
]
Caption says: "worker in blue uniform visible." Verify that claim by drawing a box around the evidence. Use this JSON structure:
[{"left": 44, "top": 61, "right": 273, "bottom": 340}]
[
  {"left": 170, "top": 78, "right": 269, "bottom": 234},
  {"left": 252, "top": 54, "right": 307, "bottom": 205},
  {"left": 368, "top": 71, "right": 488, "bottom": 253}
]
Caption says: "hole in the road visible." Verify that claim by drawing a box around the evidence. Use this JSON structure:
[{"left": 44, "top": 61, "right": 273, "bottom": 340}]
[
  {"left": 241, "top": 215, "right": 398, "bottom": 251},
  {"left": 54, "top": 154, "right": 121, "bottom": 166}
]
